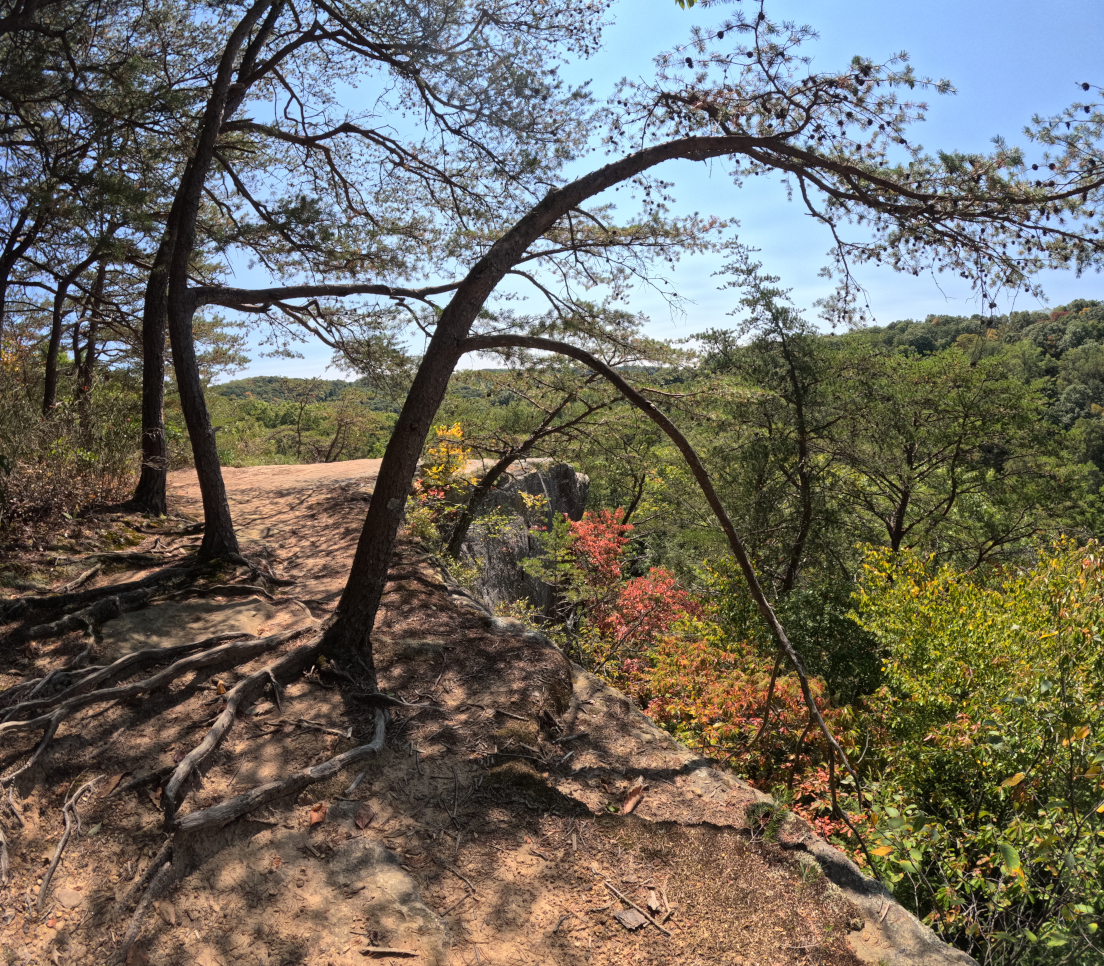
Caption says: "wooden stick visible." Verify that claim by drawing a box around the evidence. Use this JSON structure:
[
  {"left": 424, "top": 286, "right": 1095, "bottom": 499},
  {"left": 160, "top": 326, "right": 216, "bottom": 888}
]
[
  {"left": 433, "top": 857, "right": 478, "bottom": 894},
  {"left": 603, "top": 882, "right": 671, "bottom": 936}
]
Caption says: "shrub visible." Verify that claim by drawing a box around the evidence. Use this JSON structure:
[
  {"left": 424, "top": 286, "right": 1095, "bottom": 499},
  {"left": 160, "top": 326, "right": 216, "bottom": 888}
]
[
  {"left": 0, "top": 356, "right": 139, "bottom": 533},
  {"left": 855, "top": 542, "right": 1104, "bottom": 965}
]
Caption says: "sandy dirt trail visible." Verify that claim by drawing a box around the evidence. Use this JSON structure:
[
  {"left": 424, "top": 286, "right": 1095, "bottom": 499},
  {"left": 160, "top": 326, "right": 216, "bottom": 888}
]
[{"left": 167, "top": 459, "right": 384, "bottom": 611}]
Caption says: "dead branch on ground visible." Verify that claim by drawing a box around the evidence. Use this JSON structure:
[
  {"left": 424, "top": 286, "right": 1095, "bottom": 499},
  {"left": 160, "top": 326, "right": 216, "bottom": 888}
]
[{"left": 174, "top": 708, "right": 386, "bottom": 832}]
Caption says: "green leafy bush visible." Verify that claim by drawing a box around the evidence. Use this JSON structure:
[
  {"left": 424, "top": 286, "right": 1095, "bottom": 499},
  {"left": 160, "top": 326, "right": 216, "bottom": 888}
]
[
  {"left": 855, "top": 543, "right": 1104, "bottom": 965},
  {"left": 0, "top": 356, "right": 139, "bottom": 531}
]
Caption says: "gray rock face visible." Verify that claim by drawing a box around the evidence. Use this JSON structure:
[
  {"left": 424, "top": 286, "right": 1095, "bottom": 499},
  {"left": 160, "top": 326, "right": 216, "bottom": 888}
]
[{"left": 460, "top": 460, "right": 588, "bottom": 616}]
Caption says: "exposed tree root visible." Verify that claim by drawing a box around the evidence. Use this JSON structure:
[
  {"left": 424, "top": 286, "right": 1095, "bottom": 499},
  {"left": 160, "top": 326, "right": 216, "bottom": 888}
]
[
  {"left": 161, "top": 636, "right": 323, "bottom": 827},
  {"left": 0, "top": 630, "right": 304, "bottom": 784},
  {"left": 168, "top": 582, "right": 278, "bottom": 602},
  {"left": 0, "top": 563, "right": 197, "bottom": 624},
  {"left": 0, "top": 819, "right": 8, "bottom": 884},
  {"left": 174, "top": 708, "right": 386, "bottom": 832},
  {"left": 52, "top": 563, "right": 102, "bottom": 594},
  {"left": 108, "top": 856, "right": 176, "bottom": 966},
  {"left": 9, "top": 586, "right": 161, "bottom": 647},
  {"left": 37, "top": 775, "right": 101, "bottom": 915},
  {"left": 109, "top": 839, "right": 173, "bottom": 922},
  {"left": 1, "top": 632, "right": 251, "bottom": 722}
]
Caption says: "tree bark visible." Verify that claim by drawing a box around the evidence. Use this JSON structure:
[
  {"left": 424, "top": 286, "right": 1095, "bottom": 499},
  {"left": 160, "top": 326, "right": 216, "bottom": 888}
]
[
  {"left": 319, "top": 131, "right": 753, "bottom": 675},
  {"left": 42, "top": 256, "right": 95, "bottom": 415},
  {"left": 75, "top": 260, "right": 107, "bottom": 441},
  {"left": 134, "top": 0, "right": 281, "bottom": 547},
  {"left": 130, "top": 240, "right": 171, "bottom": 514}
]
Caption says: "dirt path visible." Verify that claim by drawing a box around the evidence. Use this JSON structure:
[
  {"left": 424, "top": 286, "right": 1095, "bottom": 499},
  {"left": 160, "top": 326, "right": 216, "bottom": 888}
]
[
  {"left": 0, "top": 463, "right": 973, "bottom": 966},
  {"left": 167, "top": 459, "right": 384, "bottom": 609}
]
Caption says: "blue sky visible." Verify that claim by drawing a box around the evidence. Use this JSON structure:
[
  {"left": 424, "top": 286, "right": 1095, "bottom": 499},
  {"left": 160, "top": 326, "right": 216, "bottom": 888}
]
[{"left": 230, "top": 0, "right": 1104, "bottom": 380}]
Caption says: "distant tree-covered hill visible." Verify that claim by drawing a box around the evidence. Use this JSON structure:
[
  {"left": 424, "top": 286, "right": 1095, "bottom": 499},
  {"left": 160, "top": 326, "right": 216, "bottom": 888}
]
[{"left": 210, "top": 375, "right": 400, "bottom": 412}]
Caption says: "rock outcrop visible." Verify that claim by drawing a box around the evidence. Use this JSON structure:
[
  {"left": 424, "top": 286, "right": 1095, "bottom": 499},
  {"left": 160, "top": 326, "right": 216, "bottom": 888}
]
[{"left": 459, "top": 459, "right": 588, "bottom": 616}]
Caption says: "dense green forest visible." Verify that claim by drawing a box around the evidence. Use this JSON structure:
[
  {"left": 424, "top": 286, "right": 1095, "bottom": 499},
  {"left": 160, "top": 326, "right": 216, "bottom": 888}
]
[{"left": 2, "top": 0, "right": 1103, "bottom": 961}]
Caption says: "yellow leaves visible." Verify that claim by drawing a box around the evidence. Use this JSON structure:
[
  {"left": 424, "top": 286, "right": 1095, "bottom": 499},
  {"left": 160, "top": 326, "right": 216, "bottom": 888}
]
[
  {"left": 870, "top": 846, "right": 894, "bottom": 857},
  {"left": 1000, "top": 773, "right": 1026, "bottom": 788}
]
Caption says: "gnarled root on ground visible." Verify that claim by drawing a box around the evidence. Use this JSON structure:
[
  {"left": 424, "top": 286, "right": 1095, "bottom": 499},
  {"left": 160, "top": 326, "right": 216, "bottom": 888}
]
[
  {"left": 102, "top": 711, "right": 386, "bottom": 964},
  {"left": 0, "top": 630, "right": 304, "bottom": 785},
  {"left": 0, "top": 564, "right": 198, "bottom": 625},
  {"left": 160, "top": 636, "right": 324, "bottom": 827},
  {"left": 174, "top": 708, "right": 386, "bottom": 833},
  {"left": 0, "top": 632, "right": 251, "bottom": 721}
]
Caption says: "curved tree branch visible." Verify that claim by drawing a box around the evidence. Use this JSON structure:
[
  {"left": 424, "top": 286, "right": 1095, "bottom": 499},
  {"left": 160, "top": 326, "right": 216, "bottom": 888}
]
[{"left": 462, "top": 332, "right": 863, "bottom": 808}]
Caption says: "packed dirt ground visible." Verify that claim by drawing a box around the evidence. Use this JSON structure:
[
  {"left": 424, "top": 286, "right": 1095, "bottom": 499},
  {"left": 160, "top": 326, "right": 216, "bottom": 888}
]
[{"left": 0, "top": 460, "right": 970, "bottom": 966}]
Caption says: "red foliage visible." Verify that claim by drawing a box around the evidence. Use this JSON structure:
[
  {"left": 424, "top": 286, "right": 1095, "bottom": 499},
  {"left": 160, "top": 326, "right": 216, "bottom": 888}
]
[
  {"left": 562, "top": 507, "right": 860, "bottom": 846},
  {"left": 568, "top": 508, "right": 633, "bottom": 587}
]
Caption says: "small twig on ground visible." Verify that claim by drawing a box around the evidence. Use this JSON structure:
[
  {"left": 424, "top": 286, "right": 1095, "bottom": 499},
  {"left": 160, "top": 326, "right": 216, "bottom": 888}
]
[
  {"left": 7, "top": 787, "right": 25, "bottom": 826},
  {"left": 349, "top": 939, "right": 417, "bottom": 957},
  {"left": 553, "top": 731, "right": 587, "bottom": 744},
  {"left": 441, "top": 892, "right": 475, "bottom": 916},
  {"left": 295, "top": 718, "right": 352, "bottom": 739},
  {"left": 345, "top": 771, "right": 367, "bottom": 795},
  {"left": 603, "top": 882, "right": 671, "bottom": 937},
  {"left": 459, "top": 703, "right": 527, "bottom": 721},
  {"left": 38, "top": 776, "right": 101, "bottom": 914},
  {"left": 0, "top": 822, "right": 9, "bottom": 884},
  {"left": 433, "top": 857, "right": 478, "bottom": 895}
]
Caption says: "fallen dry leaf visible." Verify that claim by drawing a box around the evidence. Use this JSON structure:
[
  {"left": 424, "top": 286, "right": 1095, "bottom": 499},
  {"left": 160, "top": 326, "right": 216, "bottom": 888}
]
[
  {"left": 355, "top": 802, "right": 376, "bottom": 829},
  {"left": 46, "top": 918, "right": 57, "bottom": 928},
  {"left": 309, "top": 802, "right": 328, "bottom": 826},
  {"left": 149, "top": 786, "right": 163, "bottom": 808},
  {"left": 100, "top": 773, "right": 126, "bottom": 797},
  {"left": 216, "top": 680, "right": 226, "bottom": 695},
  {"left": 622, "top": 781, "right": 645, "bottom": 815}
]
